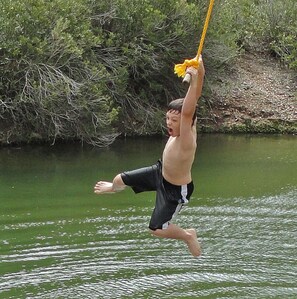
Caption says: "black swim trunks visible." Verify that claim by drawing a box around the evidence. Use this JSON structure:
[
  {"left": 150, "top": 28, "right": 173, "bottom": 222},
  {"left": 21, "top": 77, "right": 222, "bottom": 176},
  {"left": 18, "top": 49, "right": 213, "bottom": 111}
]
[{"left": 121, "top": 160, "right": 194, "bottom": 230}]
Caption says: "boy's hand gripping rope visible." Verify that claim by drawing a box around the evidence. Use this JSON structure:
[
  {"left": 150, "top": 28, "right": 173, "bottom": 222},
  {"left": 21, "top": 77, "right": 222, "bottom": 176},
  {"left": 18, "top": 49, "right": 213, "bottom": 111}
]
[{"left": 174, "top": 0, "right": 215, "bottom": 83}]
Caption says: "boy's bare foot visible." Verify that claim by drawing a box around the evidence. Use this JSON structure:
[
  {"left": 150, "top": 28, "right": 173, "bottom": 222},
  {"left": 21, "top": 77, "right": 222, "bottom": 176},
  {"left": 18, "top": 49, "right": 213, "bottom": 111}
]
[
  {"left": 185, "top": 228, "right": 201, "bottom": 257},
  {"left": 94, "top": 181, "right": 115, "bottom": 194}
]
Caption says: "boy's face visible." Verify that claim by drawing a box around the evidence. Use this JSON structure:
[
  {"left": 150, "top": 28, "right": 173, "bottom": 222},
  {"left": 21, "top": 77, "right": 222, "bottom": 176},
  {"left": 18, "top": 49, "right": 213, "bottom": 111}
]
[{"left": 166, "top": 109, "right": 181, "bottom": 137}]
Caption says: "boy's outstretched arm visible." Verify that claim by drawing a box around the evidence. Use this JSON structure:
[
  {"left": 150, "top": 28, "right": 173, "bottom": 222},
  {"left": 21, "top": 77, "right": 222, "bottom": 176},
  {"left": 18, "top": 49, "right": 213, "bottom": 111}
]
[{"left": 180, "top": 56, "right": 205, "bottom": 135}]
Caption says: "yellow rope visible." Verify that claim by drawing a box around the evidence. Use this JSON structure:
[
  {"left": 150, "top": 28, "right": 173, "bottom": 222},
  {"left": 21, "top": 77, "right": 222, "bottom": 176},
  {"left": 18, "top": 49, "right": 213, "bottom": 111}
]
[{"left": 174, "top": 0, "right": 215, "bottom": 78}]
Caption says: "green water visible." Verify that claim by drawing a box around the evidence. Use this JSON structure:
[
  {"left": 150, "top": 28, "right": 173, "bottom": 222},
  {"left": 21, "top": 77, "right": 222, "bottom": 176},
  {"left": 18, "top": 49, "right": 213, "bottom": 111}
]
[{"left": 1, "top": 134, "right": 296, "bottom": 298}]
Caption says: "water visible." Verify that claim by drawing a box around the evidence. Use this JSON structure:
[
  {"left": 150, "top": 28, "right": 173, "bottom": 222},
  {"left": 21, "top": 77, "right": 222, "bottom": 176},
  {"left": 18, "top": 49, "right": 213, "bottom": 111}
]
[{"left": 1, "top": 134, "right": 296, "bottom": 298}]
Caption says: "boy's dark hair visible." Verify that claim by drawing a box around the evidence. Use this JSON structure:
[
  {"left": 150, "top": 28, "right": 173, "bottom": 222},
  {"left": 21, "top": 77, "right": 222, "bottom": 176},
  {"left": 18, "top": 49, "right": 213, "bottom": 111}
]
[{"left": 168, "top": 98, "right": 197, "bottom": 124}]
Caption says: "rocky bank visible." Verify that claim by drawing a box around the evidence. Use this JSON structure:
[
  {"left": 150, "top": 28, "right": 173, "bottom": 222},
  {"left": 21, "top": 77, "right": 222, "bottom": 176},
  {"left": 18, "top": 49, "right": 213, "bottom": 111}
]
[{"left": 201, "top": 52, "right": 297, "bottom": 134}]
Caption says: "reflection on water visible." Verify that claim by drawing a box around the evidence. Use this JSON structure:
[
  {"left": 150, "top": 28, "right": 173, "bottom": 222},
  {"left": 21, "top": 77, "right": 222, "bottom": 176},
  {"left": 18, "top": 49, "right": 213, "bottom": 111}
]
[{"left": 0, "top": 134, "right": 297, "bottom": 298}]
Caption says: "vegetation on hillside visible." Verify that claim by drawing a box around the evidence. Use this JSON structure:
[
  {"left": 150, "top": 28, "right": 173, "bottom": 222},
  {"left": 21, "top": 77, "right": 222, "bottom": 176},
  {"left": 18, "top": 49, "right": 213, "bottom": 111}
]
[{"left": 0, "top": 0, "right": 296, "bottom": 145}]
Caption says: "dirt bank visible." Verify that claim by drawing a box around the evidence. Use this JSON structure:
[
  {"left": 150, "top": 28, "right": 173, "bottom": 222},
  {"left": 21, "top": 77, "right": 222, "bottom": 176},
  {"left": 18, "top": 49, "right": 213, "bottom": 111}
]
[{"left": 201, "top": 52, "right": 297, "bottom": 134}]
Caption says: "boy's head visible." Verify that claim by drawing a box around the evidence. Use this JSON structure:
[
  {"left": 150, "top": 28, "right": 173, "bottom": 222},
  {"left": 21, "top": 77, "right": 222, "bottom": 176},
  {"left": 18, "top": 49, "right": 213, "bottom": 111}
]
[
  {"left": 166, "top": 98, "right": 197, "bottom": 136},
  {"left": 168, "top": 98, "right": 197, "bottom": 122}
]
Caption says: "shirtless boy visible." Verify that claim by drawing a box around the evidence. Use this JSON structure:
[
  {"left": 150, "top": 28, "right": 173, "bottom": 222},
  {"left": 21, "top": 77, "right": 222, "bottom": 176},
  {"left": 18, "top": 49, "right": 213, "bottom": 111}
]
[{"left": 94, "top": 56, "right": 205, "bottom": 257}]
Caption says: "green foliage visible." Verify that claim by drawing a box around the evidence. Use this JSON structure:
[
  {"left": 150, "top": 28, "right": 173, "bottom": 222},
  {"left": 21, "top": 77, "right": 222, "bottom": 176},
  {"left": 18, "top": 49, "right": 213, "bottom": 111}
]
[
  {"left": 216, "top": 0, "right": 297, "bottom": 68},
  {"left": 256, "top": 0, "right": 297, "bottom": 68},
  {"left": 0, "top": 0, "right": 205, "bottom": 144},
  {"left": 0, "top": 0, "right": 117, "bottom": 145}
]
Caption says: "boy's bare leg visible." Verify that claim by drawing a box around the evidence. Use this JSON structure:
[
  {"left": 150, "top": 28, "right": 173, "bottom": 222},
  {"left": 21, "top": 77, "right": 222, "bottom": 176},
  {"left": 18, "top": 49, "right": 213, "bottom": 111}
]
[
  {"left": 94, "top": 174, "right": 126, "bottom": 194},
  {"left": 151, "top": 224, "right": 201, "bottom": 257}
]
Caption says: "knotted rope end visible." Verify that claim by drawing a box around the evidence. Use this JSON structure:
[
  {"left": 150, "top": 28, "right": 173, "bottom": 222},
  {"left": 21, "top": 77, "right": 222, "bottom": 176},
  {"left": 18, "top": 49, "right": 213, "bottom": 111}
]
[{"left": 174, "top": 59, "right": 199, "bottom": 78}]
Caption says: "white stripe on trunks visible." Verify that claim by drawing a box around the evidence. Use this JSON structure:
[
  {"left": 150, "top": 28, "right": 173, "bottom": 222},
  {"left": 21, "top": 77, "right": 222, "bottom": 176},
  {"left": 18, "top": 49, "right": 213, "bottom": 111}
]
[
  {"left": 181, "top": 184, "right": 189, "bottom": 204},
  {"left": 162, "top": 184, "right": 188, "bottom": 229}
]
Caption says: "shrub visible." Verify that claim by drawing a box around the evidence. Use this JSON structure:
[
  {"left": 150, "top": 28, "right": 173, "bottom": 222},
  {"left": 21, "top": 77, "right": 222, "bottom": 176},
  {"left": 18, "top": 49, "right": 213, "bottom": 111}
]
[
  {"left": 0, "top": 0, "right": 117, "bottom": 145},
  {"left": 0, "top": 0, "right": 207, "bottom": 144},
  {"left": 215, "top": 0, "right": 297, "bottom": 69}
]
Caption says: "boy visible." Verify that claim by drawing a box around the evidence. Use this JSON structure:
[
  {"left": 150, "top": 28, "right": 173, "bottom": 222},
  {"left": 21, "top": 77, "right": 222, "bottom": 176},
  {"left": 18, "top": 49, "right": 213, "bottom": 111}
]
[{"left": 94, "top": 56, "right": 205, "bottom": 257}]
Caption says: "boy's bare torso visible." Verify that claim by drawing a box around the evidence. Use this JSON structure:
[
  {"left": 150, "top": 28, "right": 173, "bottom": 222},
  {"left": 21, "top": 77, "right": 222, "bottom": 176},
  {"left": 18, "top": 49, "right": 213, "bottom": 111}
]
[{"left": 162, "top": 129, "right": 197, "bottom": 186}]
